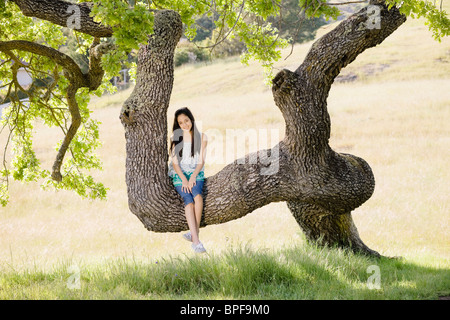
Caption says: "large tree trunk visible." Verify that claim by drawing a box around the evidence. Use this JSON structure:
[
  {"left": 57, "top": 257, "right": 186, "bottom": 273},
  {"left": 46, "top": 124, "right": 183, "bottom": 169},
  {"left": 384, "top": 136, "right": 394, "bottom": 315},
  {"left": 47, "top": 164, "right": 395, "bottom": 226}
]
[{"left": 120, "top": 2, "right": 407, "bottom": 257}]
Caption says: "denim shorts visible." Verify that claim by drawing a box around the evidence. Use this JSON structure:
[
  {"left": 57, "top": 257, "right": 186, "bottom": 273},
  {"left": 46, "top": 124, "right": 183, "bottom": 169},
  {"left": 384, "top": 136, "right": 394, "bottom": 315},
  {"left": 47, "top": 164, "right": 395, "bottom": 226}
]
[{"left": 175, "top": 180, "right": 204, "bottom": 206}]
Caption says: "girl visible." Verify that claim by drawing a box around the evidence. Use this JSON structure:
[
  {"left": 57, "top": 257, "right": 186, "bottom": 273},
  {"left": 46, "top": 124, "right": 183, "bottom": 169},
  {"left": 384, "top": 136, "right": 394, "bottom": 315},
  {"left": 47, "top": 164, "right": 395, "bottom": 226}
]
[{"left": 168, "top": 107, "right": 208, "bottom": 253}]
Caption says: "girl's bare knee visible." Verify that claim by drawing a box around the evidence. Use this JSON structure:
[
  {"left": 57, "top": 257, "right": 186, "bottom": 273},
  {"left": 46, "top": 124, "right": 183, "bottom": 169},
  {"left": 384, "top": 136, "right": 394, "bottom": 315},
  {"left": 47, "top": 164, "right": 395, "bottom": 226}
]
[{"left": 185, "top": 202, "right": 194, "bottom": 209}]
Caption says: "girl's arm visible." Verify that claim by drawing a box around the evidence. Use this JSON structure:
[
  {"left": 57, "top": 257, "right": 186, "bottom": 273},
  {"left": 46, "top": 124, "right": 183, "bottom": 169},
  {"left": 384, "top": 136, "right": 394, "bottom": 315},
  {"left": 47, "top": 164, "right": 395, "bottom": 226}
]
[{"left": 171, "top": 149, "right": 189, "bottom": 190}]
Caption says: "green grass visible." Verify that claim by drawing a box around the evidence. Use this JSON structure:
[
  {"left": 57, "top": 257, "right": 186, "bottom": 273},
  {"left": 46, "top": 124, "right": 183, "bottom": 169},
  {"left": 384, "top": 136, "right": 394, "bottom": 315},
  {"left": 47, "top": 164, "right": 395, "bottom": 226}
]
[{"left": 1, "top": 242, "right": 448, "bottom": 300}]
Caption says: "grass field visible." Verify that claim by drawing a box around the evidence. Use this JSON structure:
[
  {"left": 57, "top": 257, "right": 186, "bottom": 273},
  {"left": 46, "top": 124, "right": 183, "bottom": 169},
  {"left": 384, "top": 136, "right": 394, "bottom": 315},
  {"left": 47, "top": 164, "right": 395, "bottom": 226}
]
[
  {"left": 1, "top": 243, "right": 448, "bottom": 299},
  {"left": 0, "top": 10, "right": 449, "bottom": 300}
]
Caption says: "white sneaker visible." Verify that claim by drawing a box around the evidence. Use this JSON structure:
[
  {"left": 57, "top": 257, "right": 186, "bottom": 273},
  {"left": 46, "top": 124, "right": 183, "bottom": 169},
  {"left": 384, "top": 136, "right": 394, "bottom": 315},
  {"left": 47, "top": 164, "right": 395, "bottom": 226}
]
[
  {"left": 191, "top": 242, "right": 206, "bottom": 253},
  {"left": 182, "top": 232, "right": 192, "bottom": 242}
]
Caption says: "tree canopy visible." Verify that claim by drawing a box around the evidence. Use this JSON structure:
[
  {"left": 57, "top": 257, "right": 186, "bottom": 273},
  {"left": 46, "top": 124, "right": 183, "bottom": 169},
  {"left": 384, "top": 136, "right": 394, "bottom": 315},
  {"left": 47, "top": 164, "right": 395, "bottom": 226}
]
[{"left": 0, "top": 0, "right": 449, "bottom": 207}]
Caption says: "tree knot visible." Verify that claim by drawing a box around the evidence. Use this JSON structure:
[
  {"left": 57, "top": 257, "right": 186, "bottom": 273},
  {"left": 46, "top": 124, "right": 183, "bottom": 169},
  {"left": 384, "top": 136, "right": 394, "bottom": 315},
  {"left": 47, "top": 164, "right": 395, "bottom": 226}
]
[
  {"left": 120, "top": 109, "right": 136, "bottom": 125},
  {"left": 272, "top": 69, "right": 298, "bottom": 96}
]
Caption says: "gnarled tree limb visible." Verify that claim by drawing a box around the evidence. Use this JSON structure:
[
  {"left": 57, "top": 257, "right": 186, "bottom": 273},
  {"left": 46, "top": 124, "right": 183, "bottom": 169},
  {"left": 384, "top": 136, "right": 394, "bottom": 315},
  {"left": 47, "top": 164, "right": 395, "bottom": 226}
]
[
  {"left": 11, "top": 0, "right": 113, "bottom": 37},
  {"left": 0, "top": 38, "right": 112, "bottom": 181},
  {"left": 0, "top": 40, "right": 86, "bottom": 85}
]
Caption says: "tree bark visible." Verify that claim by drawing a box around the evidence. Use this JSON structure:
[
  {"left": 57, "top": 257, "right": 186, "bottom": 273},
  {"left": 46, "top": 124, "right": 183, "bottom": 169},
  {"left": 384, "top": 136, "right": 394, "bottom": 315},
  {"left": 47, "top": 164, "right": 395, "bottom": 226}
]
[{"left": 12, "top": 0, "right": 113, "bottom": 38}]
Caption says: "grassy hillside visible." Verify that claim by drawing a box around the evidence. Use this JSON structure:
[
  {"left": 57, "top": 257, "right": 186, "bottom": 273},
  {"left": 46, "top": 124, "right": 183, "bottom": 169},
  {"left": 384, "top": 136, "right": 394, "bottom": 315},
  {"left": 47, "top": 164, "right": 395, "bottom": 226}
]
[{"left": 0, "top": 8, "right": 449, "bottom": 299}]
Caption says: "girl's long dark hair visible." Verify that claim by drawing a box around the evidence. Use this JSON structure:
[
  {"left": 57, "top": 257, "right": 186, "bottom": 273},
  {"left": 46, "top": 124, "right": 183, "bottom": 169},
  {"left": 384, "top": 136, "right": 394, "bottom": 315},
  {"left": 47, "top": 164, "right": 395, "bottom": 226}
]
[{"left": 170, "top": 107, "right": 201, "bottom": 162}]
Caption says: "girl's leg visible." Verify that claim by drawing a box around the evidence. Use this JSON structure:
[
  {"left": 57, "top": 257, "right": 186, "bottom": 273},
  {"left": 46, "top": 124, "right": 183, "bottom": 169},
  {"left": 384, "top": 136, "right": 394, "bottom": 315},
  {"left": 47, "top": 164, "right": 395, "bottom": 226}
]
[
  {"left": 191, "top": 180, "right": 205, "bottom": 237},
  {"left": 175, "top": 185, "right": 200, "bottom": 244},
  {"left": 193, "top": 194, "right": 203, "bottom": 236},
  {"left": 185, "top": 202, "right": 200, "bottom": 244}
]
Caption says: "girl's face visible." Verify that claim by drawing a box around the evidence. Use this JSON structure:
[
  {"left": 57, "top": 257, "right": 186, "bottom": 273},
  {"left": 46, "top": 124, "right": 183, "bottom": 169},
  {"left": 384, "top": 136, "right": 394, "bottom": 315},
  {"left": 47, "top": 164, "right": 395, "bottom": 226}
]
[{"left": 177, "top": 113, "right": 192, "bottom": 132}]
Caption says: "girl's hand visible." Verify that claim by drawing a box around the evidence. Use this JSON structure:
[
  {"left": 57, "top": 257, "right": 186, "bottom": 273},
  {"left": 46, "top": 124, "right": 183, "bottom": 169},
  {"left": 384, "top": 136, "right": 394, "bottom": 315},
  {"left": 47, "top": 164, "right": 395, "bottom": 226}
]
[
  {"left": 181, "top": 179, "right": 190, "bottom": 193},
  {"left": 188, "top": 176, "right": 197, "bottom": 192}
]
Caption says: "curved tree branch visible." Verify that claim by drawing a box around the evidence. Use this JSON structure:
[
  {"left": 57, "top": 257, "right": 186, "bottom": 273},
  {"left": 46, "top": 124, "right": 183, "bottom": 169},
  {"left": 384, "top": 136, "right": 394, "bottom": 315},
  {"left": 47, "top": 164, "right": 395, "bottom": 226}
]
[
  {"left": 51, "top": 81, "right": 81, "bottom": 181},
  {"left": 297, "top": 0, "right": 406, "bottom": 90},
  {"left": 87, "top": 37, "right": 114, "bottom": 91},
  {"left": 275, "top": 0, "right": 406, "bottom": 157},
  {"left": 0, "top": 38, "right": 112, "bottom": 181},
  {"left": 11, "top": 0, "right": 113, "bottom": 37},
  {"left": 0, "top": 40, "right": 86, "bottom": 86}
]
